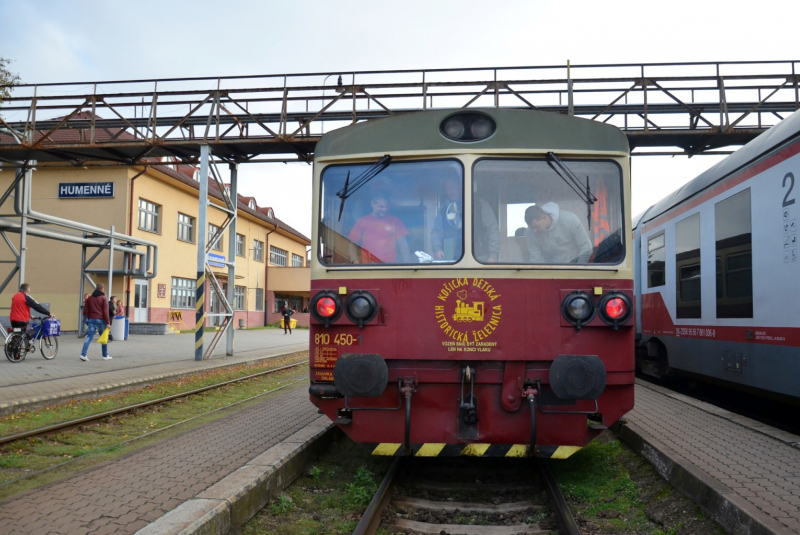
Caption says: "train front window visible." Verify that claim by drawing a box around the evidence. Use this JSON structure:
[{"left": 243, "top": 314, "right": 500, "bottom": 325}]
[
  {"left": 472, "top": 158, "right": 624, "bottom": 265},
  {"left": 318, "top": 159, "right": 464, "bottom": 266}
]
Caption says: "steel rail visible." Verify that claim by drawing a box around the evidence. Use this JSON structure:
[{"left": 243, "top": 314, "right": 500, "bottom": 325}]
[
  {"left": 538, "top": 458, "right": 582, "bottom": 535},
  {"left": 0, "top": 360, "right": 304, "bottom": 446},
  {"left": 352, "top": 457, "right": 402, "bottom": 535}
]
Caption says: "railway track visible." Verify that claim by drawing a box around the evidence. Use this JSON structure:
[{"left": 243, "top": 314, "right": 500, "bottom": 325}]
[
  {"left": 353, "top": 456, "right": 580, "bottom": 535},
  {"left": 0, "top": 360, "right": 305, "bottom": 446}
]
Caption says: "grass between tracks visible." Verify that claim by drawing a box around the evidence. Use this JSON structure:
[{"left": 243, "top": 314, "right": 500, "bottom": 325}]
[
  {"left": 244, "top": 437, "right": 394, "bottom": 535},
  {"left": 0, "top": 352, "right": 307, "bottom": 500},
  {"left": 551, "top": 432, "right": 720, "bottom": 534}
]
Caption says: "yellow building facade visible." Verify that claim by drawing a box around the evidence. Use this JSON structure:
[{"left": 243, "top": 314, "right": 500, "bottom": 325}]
[{"left": 0, "top": 163, "right": 310, "bottom": 331}]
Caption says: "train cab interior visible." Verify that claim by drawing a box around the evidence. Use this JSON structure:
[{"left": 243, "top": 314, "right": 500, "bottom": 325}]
[{"left": 317, "top": 157, "right": 625, "bottom": 266}]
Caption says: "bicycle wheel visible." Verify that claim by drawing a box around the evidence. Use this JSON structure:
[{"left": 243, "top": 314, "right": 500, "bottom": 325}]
[
  {"left": 40, "top": 336, "right": 58, "bottom": 359},
  {"left": 4, "top": 333, "right": 27, "bottom": 363}
]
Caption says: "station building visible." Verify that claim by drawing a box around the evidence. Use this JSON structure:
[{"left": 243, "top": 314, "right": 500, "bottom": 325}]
[{"left": 0, "top": 158, "right": 311, "bottom": 332}]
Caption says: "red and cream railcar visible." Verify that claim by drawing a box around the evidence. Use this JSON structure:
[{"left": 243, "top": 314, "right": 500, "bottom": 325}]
[
  {"left": 634, "top": 110, "right": 800, "bottom": 402},
  {"left": 309, "top": 109, "right": 635, "bottom": 458}
]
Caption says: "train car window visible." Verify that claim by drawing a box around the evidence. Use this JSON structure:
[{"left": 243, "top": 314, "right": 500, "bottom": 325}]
[
  {"left": 472, "top": 158, "right": 624, "bottom": 265},
  {"left": 647, "top": 232, "right": 665, "bottom": 288},
  {"left": 318, "top": 159, "right": 464, "bottom": 266},
  {"left": 675, "top": 213, "right": 701, "bottom": 318},
  {"left": 715, "top": 189, "right": 753, "bottom": 318}
]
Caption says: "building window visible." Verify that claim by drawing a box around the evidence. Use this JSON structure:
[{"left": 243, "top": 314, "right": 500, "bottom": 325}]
[
  {"left": 255, "top": 288, "right": 264, "bottom": 311},
  {"left": 209, "top": 224, "right": 223, "bottom": 252},
  {"left": 715, "top": 189, "right": 752, "bottom": 318},
  {"left": 248, "top": 200, "right": 256, "bottom": 210},
  {"left": 253, "top": 240, "right": 264, "bottom": 262},
  {"left": 236, "top": 233, "right": 245, "bottom": 257},
  {"left": 267, "top": 208, "right": 274, "bottom": 218},
  {"left": 291, "top": 253, "right": 304, "bottom": 267},
  {"left": 177, "top": 213, "right": 195, "bottom": 243},
  {"left": 171, "top": 277, "right": 196, "bottom": 308},
  {"left": 675, "top": 213, "right": 701, "bottom": 319},
  {"left": 647, "top": 232, "right": 665, "bottom": 288},
  {"left": 138, "top": 199, "right": 160, "bottom": 233},
  {"left": 274, "top": 294, "right": 302, "bottom": 313},
  {"left": 270, "top": 245, "right": 287, "bottom": 266},
  {"left": 234, "top": 285, "right": 246, "bottom": 310}
]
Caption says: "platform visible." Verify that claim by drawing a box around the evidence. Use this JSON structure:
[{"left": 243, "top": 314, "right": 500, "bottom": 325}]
[
  {"left": 0, "top": 384, "right": 331, "bottom": 535},
  {"left": 621, "top": 379, "right": 800, "bottom": 535},
  {"left": 0, "top": 329, "right": 308, "bottom": 416}
]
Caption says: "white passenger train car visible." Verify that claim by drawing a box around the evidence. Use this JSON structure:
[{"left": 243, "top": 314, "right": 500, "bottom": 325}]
[{"left": 634, "top": 110, "right": 800, "bottom": 401}]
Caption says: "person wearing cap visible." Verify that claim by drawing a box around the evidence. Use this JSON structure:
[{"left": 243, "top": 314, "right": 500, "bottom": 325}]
[{"left": 525, "top": 202, "right": 593, "bottom": 264}]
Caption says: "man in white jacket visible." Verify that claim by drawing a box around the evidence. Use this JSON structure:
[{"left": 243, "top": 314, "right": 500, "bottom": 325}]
[{"left": 524, "top": 202, "right": 593, "bottom": 264}]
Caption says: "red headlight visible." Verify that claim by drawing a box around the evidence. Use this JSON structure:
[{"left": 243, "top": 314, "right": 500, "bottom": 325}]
[
  {"left": 604, "top": 298, "right": 627, "bottom": 319},
  {"left": 317, "top": 297, "right": 337, "bottom": 317},
  {"left": 310, "top": 291, "right": 344, "bottom": 327},
  {"left": 598, "top": 292, "right": 632, "bottom": 329}
]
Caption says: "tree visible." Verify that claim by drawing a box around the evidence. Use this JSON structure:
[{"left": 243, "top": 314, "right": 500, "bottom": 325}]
[{"left": 1, "top": 57, "right": 21, "bottom": 105}]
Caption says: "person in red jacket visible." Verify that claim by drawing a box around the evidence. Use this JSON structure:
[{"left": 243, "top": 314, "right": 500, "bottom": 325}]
[
  {"left": 81, "top": 283, "right": 111, "bottom": 362},
  {"left": 10, "top": 283, "right": 52, "bottom": 330}
]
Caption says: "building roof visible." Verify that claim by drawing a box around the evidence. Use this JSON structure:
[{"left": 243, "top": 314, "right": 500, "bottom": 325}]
[
  {"left": 147, "top": 163, "right": 310, "bottom": 245},
  {"left": 2, "top": 111, "right": 310, "bottom": 244}
]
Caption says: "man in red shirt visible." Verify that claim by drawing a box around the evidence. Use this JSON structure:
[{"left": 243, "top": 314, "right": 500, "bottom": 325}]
[
  {"left": 10, "top": 283, "right": 52, "bottom": 330},
  {"left": 348, "top": 194, "right": 411, "bottom": 264}
]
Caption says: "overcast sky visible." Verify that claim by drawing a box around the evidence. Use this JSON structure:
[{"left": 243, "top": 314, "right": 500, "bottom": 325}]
[{"left": 1, "top": 0, "right": 798, "bottom": 238}]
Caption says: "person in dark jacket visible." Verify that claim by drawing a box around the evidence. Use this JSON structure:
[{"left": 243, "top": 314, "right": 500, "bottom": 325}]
[
  {"left": 281, "top": 302, "right": 294, "bottom": 335},
  {"left": 10, "top": 283, "right": 52, "bottom": 333},
  {"left": 81, "top": 284, "right": 111, "bottom": 361},
  {"left": 108, "top": 296, "right": 117, "bottom": 341}
]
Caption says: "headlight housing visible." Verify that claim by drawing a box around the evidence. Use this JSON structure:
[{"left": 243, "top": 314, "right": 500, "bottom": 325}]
[
  {"left": 440, "top": 112, "right": 496, "bottom": 142},
  {"left": 598, "top": 291, "right": 633, "bottom": 329},
  {"left": 310, "top": 290, "right": 343, "bottom": 327},
  {"left": 344, "top": 290, "right": 378, "bottom": 328},
  {"left": 561, "top": 291, "right": 596, "bottom": 330}
]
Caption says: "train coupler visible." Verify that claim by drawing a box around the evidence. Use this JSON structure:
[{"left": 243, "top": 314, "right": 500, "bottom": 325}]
[
  {"left": 522, "top": 380, "right": 539, "bottom": 456},
  {"left": 458, "top": 366, "right": 479, "bottom": 441},
  {"left": 401, "top": 375, "right": 417, "bottom": 456}
]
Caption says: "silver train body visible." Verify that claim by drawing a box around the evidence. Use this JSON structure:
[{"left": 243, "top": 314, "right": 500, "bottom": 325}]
[{"left": 633, "top": 110, "right": 800, "bottom": 401}]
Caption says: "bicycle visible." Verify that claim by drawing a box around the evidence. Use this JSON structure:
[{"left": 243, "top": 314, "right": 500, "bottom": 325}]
[{"left": 4, "top": 316, "right": 60, "bottom": 363}]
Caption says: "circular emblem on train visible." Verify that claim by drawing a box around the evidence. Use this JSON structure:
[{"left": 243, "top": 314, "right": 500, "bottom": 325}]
[{"left": 434, "top": 278, "right": 502, "bottom": 351}]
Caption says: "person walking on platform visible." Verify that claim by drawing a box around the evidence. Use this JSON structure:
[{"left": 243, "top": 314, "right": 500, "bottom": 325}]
[
  {"left": 81, "top": 284, "right": 111, "bottom": 361},
  {"left": 281, "top": 302, "right": 294, "bottom": 335}
]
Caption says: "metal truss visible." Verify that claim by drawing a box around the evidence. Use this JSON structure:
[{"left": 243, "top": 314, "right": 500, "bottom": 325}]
[
  {"left": 1, "top": 60, "right": 799, "bottom": 167},
  {"left": 194, "top": 145, "right": 238, "bottom": 360}
]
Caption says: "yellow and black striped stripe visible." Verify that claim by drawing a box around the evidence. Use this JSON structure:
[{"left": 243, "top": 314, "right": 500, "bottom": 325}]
[
  {"left": 368, "top": 443, "right": 582, "bottom": 459},
  {"left": 194, "top": 271, "right": 205, "bottom": 360}
]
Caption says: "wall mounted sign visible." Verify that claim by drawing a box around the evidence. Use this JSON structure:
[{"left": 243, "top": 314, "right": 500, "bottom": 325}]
[
  {"left": 58, "top": 182, "right": 115, "bottom": 198},
  {"left": 208, "top": 253, "right": 226, "bottom": 268},
  {"left": 157, "top": 284, "right": 167, "bottom": 298}
]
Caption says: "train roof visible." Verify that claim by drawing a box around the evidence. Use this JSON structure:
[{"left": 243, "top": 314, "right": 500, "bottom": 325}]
[
  {"left": 314, "top": 108, "right": 629, "bottom": 158},
  {"left": 636, "top": 110, "right": 800, "bottom": 228}
]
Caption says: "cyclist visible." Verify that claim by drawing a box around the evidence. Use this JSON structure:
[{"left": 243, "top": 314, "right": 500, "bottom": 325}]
[{"left": 11, "top": 283, "right": 53, "bottom": 332}]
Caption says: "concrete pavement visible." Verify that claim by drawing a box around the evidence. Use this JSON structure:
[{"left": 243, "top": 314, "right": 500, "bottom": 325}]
[{"left": 0, "top": 328, "right": 308, "bottom": 415}]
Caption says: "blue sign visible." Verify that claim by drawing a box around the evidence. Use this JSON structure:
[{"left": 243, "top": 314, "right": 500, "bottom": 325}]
[
  {"left": 208, "top": 253, "right": 226, "bottom": 267},
  {"left": 59, "top": 182, "right": 115, "bottom": 198}
]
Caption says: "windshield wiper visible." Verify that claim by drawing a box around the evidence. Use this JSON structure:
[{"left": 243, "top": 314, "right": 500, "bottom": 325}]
[
  {"left": 336, "top": 155, "right": 392, "bottom": 221},
  {"left": 545, "top": 152, "right": 597, "bottom": 206}
]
